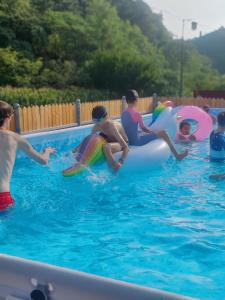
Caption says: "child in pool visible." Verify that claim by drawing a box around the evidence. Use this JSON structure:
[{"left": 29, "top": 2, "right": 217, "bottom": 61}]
[
  {"left": 74, "top": 106, "right": 129, "bottom": 172},
  {"left": 176, "top": 121, "right": 196, "bottom": 142},
  {"left": 0, "top": 101, "right": 55, "bottom": 211},
  {"left": 121, "top": 90, "right": 188, "bottom": 160},
  {"left": 209, "top": 112, "right": 225, "bottom": 179}
]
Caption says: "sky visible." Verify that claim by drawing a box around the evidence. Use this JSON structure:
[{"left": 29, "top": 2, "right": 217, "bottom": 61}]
[{"left": 145, "top": 0, "right": 225, "bottom": 39}]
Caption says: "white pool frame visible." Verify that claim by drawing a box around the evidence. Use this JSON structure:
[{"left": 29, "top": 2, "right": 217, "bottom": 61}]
[{"left": 0, "top": 254, "right": 195, "bottom": 300}]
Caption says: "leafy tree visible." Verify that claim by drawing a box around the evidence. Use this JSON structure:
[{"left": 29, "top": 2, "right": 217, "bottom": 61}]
[{"left": 0, "top": 48, "right": 42, "bottom": 86}]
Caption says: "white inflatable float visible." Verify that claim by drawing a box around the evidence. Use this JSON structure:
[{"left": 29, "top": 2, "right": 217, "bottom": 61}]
[{"left": 63, "top": 107, "right": 176, "bottom": 176}]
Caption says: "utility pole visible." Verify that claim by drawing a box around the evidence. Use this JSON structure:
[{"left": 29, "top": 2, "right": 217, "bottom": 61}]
[{"left": 179, "top": 19, "right": 198, "bottom": 97}]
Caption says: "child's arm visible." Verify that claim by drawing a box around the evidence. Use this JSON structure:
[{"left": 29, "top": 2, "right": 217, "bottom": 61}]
[
  {"left": 72, "top": 145, "right": 80, "bottom": 153},
  {"left": 110, "top": 123, "right": 129, "bottom": 163},
  {"left": 17, "top": 136, "right": 55, "bottom": 165},
  {"left": 91, "top": 124, "right": 99, "bottom": 134},
  {"left": 177, "top": 133, "right": 187, "bottom": 141},
  {"left": 189, "top": 134, "right": 196, "bottom": 141},
  {"left": 137, "top": 112, "right": 153, "bottom": 133}
]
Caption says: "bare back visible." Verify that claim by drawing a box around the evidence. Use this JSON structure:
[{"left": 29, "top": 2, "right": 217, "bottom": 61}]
[
  {"left": 0, "top": 130, "right": 50, "bottom": 192},
  {"left": 0, "top": 130, "right": 18, "bottom": 192},
  {"left": 94, "top": 120, "right": 128, "bottom": 143}
]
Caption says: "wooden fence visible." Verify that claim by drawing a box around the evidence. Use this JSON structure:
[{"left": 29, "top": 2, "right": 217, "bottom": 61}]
[
  {"left": 8, "top": 96, "right": 225, "bottom": 134},
  {"left": 8, "top": 97, "right": 153, "bottom": 133}
]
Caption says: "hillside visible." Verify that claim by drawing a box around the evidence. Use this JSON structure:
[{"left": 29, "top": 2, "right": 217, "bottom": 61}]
[
  {"left": 192, "top": 27, "right": 225, "bottom": 74},
  {"left": 0, "top": 0, "right": 223, "bottom": 98}
]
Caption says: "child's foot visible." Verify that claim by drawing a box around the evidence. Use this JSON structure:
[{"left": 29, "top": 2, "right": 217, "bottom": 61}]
[{"left": 176, "top": 149, "right": 188, "bottom": 160}]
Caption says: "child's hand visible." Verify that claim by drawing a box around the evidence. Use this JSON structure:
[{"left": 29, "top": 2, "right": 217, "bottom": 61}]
[
  {"left": 113, "top": 161, "right": 122, "bottom": 172},
  {"left": 178, "top": 134, "right": 186, "bottom": 140},
  {"left": 44, "top": 147, "right": 56, "bottom": 154},
  {"left": 189, "top": 134, "right": 196, "bottom": 141}
]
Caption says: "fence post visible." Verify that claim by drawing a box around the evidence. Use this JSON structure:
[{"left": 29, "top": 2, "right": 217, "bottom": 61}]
[
  {"left": 13, "top": 103, "right": 21, "bottom": 134},
  {"left": 152, "top": 93, "right": 158, "bottom": 112},
  {"left": 122, "top": 96, "right": 126, "bottom": 112},
  {"left": 75, "top": 99, "right": 81, "bottom": 126}
]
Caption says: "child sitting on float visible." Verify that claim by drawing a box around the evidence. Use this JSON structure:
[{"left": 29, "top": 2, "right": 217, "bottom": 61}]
[{"left": 121, "top": 90, "right": 188, "bottom": 160}]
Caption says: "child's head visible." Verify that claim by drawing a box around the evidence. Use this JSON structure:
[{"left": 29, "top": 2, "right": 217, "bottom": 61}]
[
  {"left": 125, "top": 90, "right": 139, "bottom": 105},
  {"left": 202, "top": 105, "right": 210, "bottom": 113},
  {"left": 217, "top": 111, "right": 225, "bottom": 127},
  {"left": 92, "top": 106, "right": 108, "bottom": 123},
  {"left": 179, "top": 121, "right": 191, "bottom": 135},
  {"left": 0, "top": 101, "right": 14, "bottom": 127}
]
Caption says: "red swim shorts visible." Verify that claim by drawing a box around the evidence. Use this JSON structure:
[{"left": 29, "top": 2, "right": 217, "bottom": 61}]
[{"left": 0, "top": 192, "right": 15, "bottom": 211}]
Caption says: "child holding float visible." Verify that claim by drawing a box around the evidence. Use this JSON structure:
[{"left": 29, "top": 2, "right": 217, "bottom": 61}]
[{"left": 176, "top": 121, "right": 196, "bottom": 142}]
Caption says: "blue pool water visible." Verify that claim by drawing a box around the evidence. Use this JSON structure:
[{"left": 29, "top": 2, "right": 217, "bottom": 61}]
[{"left": 1, "top": 113, "right": 225, "bottom": 300}]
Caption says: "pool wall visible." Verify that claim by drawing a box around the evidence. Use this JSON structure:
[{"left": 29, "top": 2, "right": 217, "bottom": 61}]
[{"left": 0, "top": 254, "right": 195, "bottom": 300}]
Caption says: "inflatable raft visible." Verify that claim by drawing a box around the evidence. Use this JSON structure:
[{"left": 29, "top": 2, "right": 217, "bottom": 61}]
[{"left": 63, "top": 107, "right": 177, "bottom": 176}]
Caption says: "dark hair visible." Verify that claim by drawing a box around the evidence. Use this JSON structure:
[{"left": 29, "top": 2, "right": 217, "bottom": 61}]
[
  {"left": 203, "top": 105, "right": 210, "bottom": 112},
  {"left": 217, "top": 111, "right": 225, "bottom": 127},
  {"left": 92, "top": 106, "right": 108, "bottom": 120},
  {"left": 0, "top": 101, "right": 13, "bottom": 127},
  {"left": 125, "top": 90, "right": 139, "bottom": 104},
  {"left": 179, "top": 121, "right": 191, "bottom": 130}
]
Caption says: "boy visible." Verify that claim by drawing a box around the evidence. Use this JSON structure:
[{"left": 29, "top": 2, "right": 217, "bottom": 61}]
[
  {"left": 202, "top": 105, "right": 217, "bottom": 124},
  {"left": 177, "top": 121, "right": 196, "bottom": 142},
  {"left": 121, "top": 90, "right": 188, "bottom": 160},
  {"left": 209, "top": 112, "right": 225, "bottom": 179},
  {"left": 0, "top": 101, "right": 55, "bottom": 211},
  {"left": 91, "top": 106, "right": 129, "bottom": 172},
  {"left": 209, "top": 111, "right": 225, "bottom": 161}
]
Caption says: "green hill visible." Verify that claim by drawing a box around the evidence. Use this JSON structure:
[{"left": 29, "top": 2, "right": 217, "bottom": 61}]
[
  {"left": 0, "top": 0, "right": 223, "bottom": 98},
  {"left": 192, "top": 27, "right": 225, "bottom": 74}
]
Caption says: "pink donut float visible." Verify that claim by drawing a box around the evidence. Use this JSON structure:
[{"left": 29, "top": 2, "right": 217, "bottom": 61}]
[{"left": 177, "top": 106, "right": 213, "bottom": 141}]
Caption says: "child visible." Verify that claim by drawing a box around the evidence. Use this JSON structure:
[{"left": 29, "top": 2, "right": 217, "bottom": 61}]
[
  {"left": 0, "top": 101, "right": 55, "bottom": 211},
  {"left": 176, "top": 121, "right": 196, "bottom": 142},
  {"left": 209, "top": 111, "right": 225, "bottom": 162},
  {"left": 209, "top": 112, "right": 225, "bottom": 179},
  {"left": 121, "top": 90, "right": 188, "bottom": 160},
  {"left": 74, "top": 106, "right": 129, "bottom": 172},
  {"left": 202, "top": 105, "right": 217, "bottom": 124}
]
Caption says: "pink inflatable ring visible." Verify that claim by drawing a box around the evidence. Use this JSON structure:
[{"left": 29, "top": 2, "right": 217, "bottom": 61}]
[{"left": 177, "top": 106, "right": 213, "bottom": 141}]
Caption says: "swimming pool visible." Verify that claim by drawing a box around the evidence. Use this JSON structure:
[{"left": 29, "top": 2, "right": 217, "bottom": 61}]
[{"left": 1, "top": 111, "right": 225, "bottom": 300}]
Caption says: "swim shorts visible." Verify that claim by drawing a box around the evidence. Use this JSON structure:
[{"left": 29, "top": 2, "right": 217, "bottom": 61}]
[{"left": 0, "top": 192, "right": 15, "bottom": 211}]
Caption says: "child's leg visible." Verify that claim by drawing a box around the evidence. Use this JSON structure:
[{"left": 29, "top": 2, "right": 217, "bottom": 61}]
[
  {"left": 156, "top": 130, "right": 188, "bottom": 160},
  {"left": 103, "top": 143, "right": 122, "bottom": 169}
]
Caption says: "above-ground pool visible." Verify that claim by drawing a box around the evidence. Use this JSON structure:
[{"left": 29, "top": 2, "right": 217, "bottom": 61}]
[{"left": 1, "top": 111, "right": 225, "bottom": 300}]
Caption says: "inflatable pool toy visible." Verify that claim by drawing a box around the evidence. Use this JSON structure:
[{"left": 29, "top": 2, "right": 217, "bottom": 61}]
[
  {"left": 176, "top": 106, "right": 213, "bottom": 141},
  {"left": 151, "top": 101, "right": 174, "bottom": 124},
  {"left": 114, "top": 139, "right": 171, "bottom": 173},
  {"left": 63, "top": 108, "right": 177, "bottom": 176},
  {"left": 63, "top": 134, "right": 106, "bottom": 176},
  {"left": 150, "top": 106, "right": 178, "bottom": 140}
]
